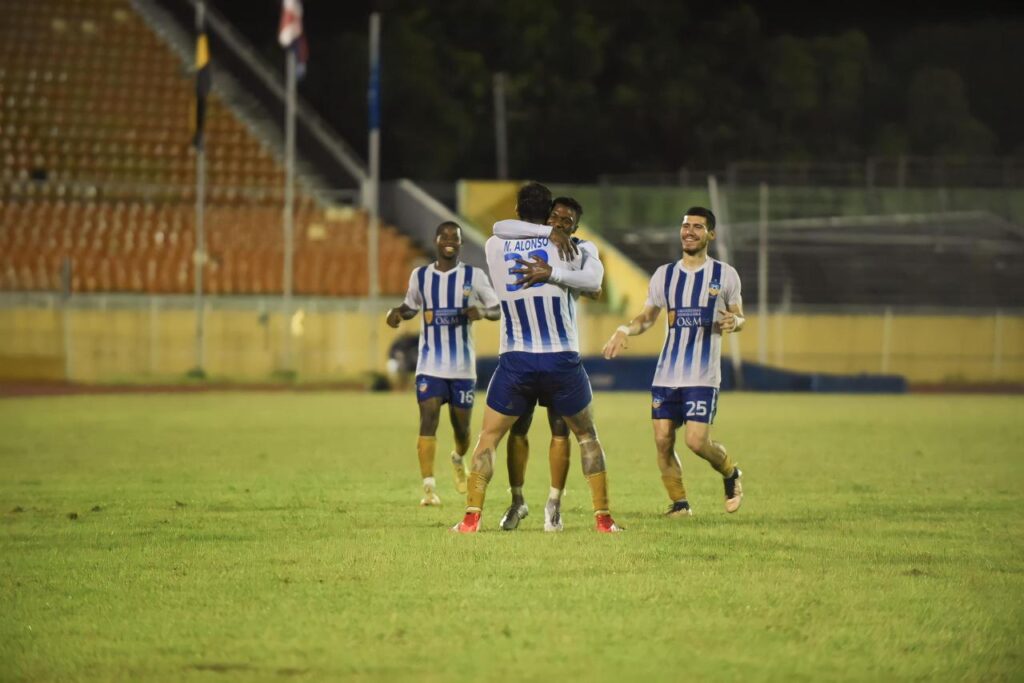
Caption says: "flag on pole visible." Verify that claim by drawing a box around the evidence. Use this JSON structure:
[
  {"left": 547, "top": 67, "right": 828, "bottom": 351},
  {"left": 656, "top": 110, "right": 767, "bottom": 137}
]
[
  {"left": 278, "top": 0, "right": 308, "bottom": 79},
  {"left": 192, "top": 23, "right": 211, "bottom": 149},
  {"left": 368, "top": 16, "right": 380, "bottom": 133}
]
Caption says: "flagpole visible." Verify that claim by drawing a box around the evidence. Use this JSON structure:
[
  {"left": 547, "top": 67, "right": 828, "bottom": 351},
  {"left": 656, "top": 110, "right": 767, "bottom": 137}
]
[
  {"left": 366, "top": 12, "right": 381, "bottom": 374},
  {"left": 282, "top": 41, "right": 296, "bottom": 376},
  {"left": 190, "top": 0, "right": 207, "bottom": 379}
]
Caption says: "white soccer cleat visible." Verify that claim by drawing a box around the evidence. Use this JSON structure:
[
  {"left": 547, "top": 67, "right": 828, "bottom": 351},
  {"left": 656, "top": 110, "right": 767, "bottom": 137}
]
[
  {"left": 420, "top": 482, "right": 441, "bottom": 507},
  {"left": 451, "top": 454, "right": 468, "bottom": 494},
  {"left": 543, "top": 499, "right": 563, "bottom": 532}
]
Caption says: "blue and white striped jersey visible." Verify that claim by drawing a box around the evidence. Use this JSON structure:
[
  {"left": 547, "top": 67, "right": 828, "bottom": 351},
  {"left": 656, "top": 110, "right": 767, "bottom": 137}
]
[
  {"left": 402, "top": 262, "right": 499, "bottom": 380},
  {"left": 646, "top": 258, "right": 742, "bottom": 389},
  {"left": 485, "top": 221, "right": 603, "bottom": 355}
]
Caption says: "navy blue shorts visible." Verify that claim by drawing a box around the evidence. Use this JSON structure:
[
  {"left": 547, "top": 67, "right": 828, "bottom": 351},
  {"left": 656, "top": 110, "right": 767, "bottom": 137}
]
[
  {"left": 651, "top": 386, "right": 718, "bottom": 425},
  {"left": 486, "top": 352, "right": 592, "bottom": 417},
  {"left": 415, "top": 375, "right": 475, "bottom": 409}
]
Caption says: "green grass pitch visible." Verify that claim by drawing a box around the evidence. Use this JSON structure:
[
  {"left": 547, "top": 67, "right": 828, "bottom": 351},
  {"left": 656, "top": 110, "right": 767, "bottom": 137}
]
[{"left": 1, "top": 391, "right": 1022, "bottom": 681}]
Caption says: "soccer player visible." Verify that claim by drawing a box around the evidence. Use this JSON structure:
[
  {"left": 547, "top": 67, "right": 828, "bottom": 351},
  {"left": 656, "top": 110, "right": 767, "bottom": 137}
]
[
  {"left": 451, "top": 182, "right": 622, "bottom": 533},
  {"left": 492, "top": 196, "right": 600, "bottom": 532},
  {"left": 602, "top": 207, "right": 745, "bottom": 516},
  {"left": 386, "top": 221, "right": 500, "bottom": 506}
]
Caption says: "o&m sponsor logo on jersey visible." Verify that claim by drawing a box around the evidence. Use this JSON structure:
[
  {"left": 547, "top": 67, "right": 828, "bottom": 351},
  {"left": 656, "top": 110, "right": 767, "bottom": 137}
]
[
  {"left": 708, "top": 281, "right": 721, "bottom": 296},
  {"left": 426, "top": 308, "right": 465, "bottom": 327},
  {"left": 671, "top": 307, "right": 703, "bottom": 327}
]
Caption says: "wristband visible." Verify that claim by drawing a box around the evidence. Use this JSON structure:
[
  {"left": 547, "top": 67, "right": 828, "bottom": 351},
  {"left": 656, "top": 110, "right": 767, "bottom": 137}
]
[{"left": 616, "top": 325, "right": 631, "bottom": 336}]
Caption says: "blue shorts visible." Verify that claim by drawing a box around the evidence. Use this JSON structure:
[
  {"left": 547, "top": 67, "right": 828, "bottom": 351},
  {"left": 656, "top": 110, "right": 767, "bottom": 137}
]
[
  {"left": 415, "top": 375, "right": 475, "bottom": 409},
  {"left": 486, "top": 352, "right": 592, "bottom": 417},
  {"left": 651, "top": 386, "right": 719, "bottom": 425}
]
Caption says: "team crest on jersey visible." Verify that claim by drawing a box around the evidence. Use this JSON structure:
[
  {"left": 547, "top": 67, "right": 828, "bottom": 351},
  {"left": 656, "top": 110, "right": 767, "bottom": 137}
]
[
  {"left": 668, "top": 310, "right": 676, "bottom": 327},
  {"left": 462, "top": 284, "right": 473, "bottom": 299},
  {"left": 418, "top": 381, "right": 429, "bottom": 393},
  {"left": 708, "top": 281, "right": 721, "bottom": 296},
  {"left": 424, "top": 310, "right": 434, "bottom": 325}
]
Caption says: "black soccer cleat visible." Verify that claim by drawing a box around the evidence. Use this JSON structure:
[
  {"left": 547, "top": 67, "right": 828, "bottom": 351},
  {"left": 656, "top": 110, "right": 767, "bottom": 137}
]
[
  {"left": 665, "top": 500, "right": 693, "bottom": 517},
  {"left": 499, "top": 502, "right": 529, "bottom": 531}
]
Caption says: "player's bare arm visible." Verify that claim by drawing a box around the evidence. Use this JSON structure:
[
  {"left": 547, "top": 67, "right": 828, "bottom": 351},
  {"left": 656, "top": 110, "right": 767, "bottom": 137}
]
[
  {"left": 602, "top": 303, "right": 661, "bottom": 359},
  {"left": 464, "top": 305, "right": 500, "bottom": 322},
  {"left": 513, "top": 245, "right": 604, "bottom": 291},
  {"left": 714, "top": 303, "right": 746, "bottom": 334},
  {"left": 386, "top": 303, "right": 418, "bottom": 328}
]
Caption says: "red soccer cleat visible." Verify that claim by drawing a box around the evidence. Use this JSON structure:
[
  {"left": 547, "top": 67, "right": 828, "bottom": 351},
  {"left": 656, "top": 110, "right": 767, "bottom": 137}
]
[
  {"left": 451, "top": 511, "right": 481, "bottom": 533},
  {"left": 595, "top": 513, "right": 623, "bottom": 533}
]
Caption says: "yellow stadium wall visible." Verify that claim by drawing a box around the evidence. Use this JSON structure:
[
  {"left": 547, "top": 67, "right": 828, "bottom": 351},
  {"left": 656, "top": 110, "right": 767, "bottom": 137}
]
[
  {"left": 1, "top": 305, "right": 1021, "bottom": 385},
  {"left": 456, "top": 180, "right": 519, "bottom": 230}
]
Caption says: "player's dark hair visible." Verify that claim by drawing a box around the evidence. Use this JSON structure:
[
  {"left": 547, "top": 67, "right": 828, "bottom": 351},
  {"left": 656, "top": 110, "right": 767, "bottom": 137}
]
[
  {"left": 436, "top": 221, "right": 461, "bottom": 237},
  {"left": 517, "top": 182, "right": 552, "bottom": 223},
  {"left": 683, "top": 206, "right": 716, "bottom": 231},
  {"left": 552, "top": 196, "right": 583, "bottom": 221}
]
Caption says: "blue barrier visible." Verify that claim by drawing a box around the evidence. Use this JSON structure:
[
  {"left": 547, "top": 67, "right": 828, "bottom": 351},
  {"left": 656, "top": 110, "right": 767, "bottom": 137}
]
[
  {"left": 723, "top": 361, "right": 907, "bottom": 393},
  {"left": 476, "top": 357, "right": 906, "bottom": 394}
]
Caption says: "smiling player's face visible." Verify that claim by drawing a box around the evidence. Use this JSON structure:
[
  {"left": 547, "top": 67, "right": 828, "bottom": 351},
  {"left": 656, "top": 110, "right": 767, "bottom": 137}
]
[
  {"left": 547, "top": 204, "right": 578, "bottom": 236},
  {"left": 680, "top": 216, "right": 714, "bottom": 255},
  {"left": 436, "top": 226, "right": 462, "bottom": 260}
]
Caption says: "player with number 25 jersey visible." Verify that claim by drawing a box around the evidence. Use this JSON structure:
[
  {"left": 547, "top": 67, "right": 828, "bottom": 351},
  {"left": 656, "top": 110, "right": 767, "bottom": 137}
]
[{"left": 602, "top": 207, "right": 746, "bottom": 518}]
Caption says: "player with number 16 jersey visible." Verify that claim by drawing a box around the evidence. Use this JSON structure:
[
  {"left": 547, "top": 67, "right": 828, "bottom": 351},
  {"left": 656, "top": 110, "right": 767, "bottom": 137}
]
[{"left": 386, "top": 221, "right": 500, "bottom": 508}]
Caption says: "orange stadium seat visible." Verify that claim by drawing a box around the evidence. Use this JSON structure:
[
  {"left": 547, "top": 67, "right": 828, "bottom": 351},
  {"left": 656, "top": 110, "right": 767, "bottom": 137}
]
[{"left": 0, "top": 0, "right": 423, "bottom": 295}]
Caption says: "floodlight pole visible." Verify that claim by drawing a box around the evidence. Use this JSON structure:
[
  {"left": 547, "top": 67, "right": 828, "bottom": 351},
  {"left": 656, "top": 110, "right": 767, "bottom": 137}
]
[
  {"left": 191, "top": 0, "right": 207, "bottom": 378},
  {"left": 757, "top": 182, "right": 768, "bottom": 365},
  {"left": 708, "top": 174, "right": 744, "bottom": 389},
  {"left": 282, "top": 42, "right": 296, "bottom": 374},
  {"left": 366, "top": 12, "right": 381, "bottom": 373}
]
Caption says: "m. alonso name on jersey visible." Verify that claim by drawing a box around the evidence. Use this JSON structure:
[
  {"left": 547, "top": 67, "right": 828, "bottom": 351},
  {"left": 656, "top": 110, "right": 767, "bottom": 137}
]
[{"left": 503, "top": 238, "right": 549, "bottom": 253}]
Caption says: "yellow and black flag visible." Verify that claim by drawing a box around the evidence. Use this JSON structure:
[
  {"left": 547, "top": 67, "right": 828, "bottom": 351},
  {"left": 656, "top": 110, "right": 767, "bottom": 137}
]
[{"left": 192, "top": 22, "right": 211, "bottom": 149}]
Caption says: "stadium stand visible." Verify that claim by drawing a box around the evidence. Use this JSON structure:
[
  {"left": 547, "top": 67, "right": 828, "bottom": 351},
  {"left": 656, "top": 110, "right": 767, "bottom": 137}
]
[{"left": 0, "top": 0, "right": 423, "bottom": 296}]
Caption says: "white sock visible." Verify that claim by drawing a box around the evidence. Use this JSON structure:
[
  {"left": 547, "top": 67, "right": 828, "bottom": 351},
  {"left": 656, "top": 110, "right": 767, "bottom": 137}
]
[
  {"left": 510, "top": 486, "right": 523, "bottom": 499},
  {"left": 423, "top": 476, "right": 436, "bottom": 491},
  {"left": 451, "top": 451, "right": 463, "bottom": 464},
  {"left": 548, "top": 487, "right": 563, "bottom": 501}
]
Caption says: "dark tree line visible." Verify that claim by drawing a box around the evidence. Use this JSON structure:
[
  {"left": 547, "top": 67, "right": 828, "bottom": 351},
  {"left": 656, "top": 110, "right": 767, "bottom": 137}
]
[{"left": 210, "top": 0, "right": 1024, "bottom": 181}]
